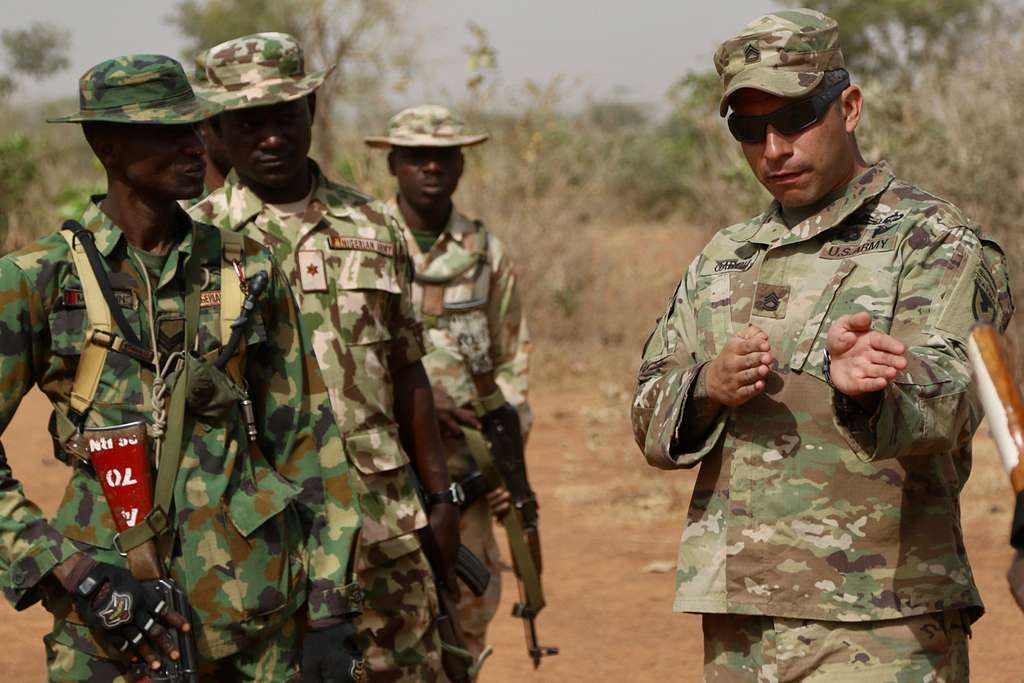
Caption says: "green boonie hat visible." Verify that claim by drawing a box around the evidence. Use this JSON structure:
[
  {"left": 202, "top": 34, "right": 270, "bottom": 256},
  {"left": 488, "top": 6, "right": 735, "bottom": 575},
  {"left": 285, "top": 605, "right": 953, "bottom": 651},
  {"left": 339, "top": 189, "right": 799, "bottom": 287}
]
[
  {"left": 714, "top": 9, "right": 845, "bottom": 117},
  {"left": 364, "top": 105, "right": 488, "bottom": 149},
  {"left": 192, "top": 51, "right": 209, "bottom": 85},
  {"left": 195, "top": 32, "right": 332, "bottom": 111},
  {"left": 48, "top": 54, "right": 221, "bottom": 124}
]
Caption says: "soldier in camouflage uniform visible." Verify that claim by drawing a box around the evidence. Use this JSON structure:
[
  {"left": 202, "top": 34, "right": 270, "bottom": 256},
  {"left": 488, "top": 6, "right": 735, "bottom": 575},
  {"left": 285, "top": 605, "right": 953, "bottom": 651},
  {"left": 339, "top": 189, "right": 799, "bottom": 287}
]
[
  {"left": 0, "top": 55, "right": 362, "bottom": 681},
  {"left": 365, "top": 105, "right": 532, "bottom": 656},
  {"left": 631, "top": 10, "right": 1013, "bottom": 681},
  {"left": 186, "top": 52, "right": 231, "bottom": 206},
  {"left": 190, "top": 34, "right": 457, "bottom": 681}
]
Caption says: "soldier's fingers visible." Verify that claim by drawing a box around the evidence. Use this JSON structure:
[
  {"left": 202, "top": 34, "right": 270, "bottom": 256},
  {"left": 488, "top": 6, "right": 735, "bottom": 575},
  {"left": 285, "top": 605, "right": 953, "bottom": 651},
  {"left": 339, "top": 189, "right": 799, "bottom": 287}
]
[
  {"left": 860, "top": 363, "right": 899, "bottom": 380},
  {"left": 452, "top": 407, "right": 482, "bottom": 430},
  {"left": 867, "top": 330, "right": 906, "bottom": 356},
  {"left": 138, "top": 615, "right": 179, "bottom": 661},
  {"left": 125, "top": 629, "right": 162, "bottom": 670},
  {"left": 868, "top": 349, "right": 907, "bottom": 369},
  {"left": 161, "top": 608, "right": 191, "bottom": 632},
  {"left": 855, "top": 376, "right": 889, "bottom": 393},
  {"left": 846, "top": 312, "right": 873, "bottom": 331}
]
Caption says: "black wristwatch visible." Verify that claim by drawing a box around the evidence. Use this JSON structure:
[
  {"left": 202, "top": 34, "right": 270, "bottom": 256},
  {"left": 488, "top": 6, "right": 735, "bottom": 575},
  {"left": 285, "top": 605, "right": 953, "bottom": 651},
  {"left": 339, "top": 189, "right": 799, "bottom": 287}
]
[{"left": 425, "top": 482, "right": 465, "bottom": 508}]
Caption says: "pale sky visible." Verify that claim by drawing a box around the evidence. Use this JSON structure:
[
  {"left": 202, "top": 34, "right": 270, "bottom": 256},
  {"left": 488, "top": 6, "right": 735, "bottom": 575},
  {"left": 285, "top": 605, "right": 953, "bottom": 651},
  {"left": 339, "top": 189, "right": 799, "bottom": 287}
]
[{"left": 1, "top": 0, "right": 779, "bottom": 106}]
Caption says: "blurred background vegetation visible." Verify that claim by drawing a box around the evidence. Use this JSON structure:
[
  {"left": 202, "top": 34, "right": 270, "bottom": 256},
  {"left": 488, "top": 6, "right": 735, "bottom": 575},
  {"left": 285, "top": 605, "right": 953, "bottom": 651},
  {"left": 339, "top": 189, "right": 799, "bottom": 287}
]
[{"left": 1, "top": 0, "right": 1021, "bottom": 368}]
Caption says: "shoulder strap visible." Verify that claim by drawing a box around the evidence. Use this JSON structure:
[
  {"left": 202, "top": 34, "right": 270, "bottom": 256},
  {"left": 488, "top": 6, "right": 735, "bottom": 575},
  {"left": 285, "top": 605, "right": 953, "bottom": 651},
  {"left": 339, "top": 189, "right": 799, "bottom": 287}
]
[
  {"left": 219, "top": 229, "right": 246, "bottom": 384},
  {"left": 59, "top": 228, "right": 112, "bottom": 428}
]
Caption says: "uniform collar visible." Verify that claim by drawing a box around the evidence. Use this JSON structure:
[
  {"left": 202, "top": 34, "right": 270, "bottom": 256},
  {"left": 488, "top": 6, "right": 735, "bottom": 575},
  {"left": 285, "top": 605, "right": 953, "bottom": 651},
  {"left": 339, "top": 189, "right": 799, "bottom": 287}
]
[
  {"left": 79, "top": 196, "right": 195, "bottom": 260},
  {"left": 730, "top": 161, "right": 896, "bottom": 246},
  {"left": 387, "top": 196, "right": 472, "bottom": 249},
  {"left": 222, "top": 160, "right": 373, "bottom": 238}
]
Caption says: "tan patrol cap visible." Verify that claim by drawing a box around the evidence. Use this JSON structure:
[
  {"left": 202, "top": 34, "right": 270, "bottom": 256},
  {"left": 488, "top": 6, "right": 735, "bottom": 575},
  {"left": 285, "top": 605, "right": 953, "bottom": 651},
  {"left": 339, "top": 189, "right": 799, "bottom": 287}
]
[
  {"left": 715, "top": 9, "right": 845, "bottom": 117},
  {"left": 364, "top": 105, "right": 488, "bottom": 149}
]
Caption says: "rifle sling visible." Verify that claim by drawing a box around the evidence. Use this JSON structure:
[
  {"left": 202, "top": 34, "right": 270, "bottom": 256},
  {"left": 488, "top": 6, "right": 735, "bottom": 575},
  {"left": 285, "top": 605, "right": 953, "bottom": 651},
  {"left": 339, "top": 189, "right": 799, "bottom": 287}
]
[{"left": 63, "top": 220, "right": 144, "bottom": 348}]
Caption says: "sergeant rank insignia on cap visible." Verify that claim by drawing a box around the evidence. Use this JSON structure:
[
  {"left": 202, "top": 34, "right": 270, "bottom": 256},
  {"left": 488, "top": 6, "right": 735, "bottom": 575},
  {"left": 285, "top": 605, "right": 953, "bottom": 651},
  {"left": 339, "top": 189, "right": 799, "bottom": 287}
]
[{"left": 744, "top": 43, "right": 761, "bottom": 64}]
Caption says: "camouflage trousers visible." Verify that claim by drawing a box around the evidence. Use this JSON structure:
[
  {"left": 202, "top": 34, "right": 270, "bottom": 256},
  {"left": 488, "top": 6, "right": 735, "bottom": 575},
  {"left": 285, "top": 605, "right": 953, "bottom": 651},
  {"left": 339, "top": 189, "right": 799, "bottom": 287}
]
[
  {"left": 353, "top": 538, "right": 443, "bottom": 682},
  {"left": 702, "top": 610, "right": 970, "bottom": 682},
  {"left": 44, "top": 616, "right": 300, "bottom": 682},
  {"left": 453, "top": 498, "right": 502, "bottom": 657}
]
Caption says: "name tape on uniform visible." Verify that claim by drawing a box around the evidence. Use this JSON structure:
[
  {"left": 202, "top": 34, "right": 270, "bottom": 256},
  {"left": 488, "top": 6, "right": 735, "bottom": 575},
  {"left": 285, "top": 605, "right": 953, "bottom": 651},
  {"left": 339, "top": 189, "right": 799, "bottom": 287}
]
[{"left": 328, "top": 235, "right": 395, "bottom": 257}]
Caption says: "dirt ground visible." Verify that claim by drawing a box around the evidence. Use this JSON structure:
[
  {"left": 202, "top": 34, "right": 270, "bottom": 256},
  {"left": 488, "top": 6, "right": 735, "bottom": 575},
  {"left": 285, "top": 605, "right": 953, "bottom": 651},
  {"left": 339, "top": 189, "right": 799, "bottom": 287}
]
[{"left": 2, "top": 376, "right": 1024, "bottom": 681}]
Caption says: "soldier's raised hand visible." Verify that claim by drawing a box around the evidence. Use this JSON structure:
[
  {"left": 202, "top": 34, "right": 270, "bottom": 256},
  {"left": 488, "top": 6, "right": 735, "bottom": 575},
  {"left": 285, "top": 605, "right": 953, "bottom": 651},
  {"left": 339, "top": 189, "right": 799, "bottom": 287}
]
[
  {"left": 826, "top": 312, "right": 907, "bottom": 396},
  {"left": 704, "top": 326, "right": 774, "bottom": 407}
]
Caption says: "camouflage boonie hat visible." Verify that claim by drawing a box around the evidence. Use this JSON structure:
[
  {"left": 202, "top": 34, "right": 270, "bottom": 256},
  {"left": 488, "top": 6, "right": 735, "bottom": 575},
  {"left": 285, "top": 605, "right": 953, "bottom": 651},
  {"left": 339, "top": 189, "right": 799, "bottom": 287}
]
[
  {"left": 195, "top": 32, "right": 332, "bottom": 111},
  {"left": 364, "top": 105, "right": 488, "bottom": 149},
  {"left": 48, "top": 54, "right": 221, "bottom": 124},
  {"left": 714, "top": 9, "right": 845, "bottom": 116},
  {"left": 192, "top": 50, "right": 209, "bottom": 85}
]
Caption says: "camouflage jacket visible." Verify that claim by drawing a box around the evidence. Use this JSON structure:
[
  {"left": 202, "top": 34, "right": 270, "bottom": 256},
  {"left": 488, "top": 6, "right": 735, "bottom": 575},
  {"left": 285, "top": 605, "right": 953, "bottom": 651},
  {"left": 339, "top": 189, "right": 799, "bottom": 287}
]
[
  {"left": 0, "top": 200, "right": 359, "bottom": 659},
  {"left": 632, "top": 162, "right": 1013, "bottom": 621},
  {"left": 388, "top": 199, "right": 532, "bottom": 476},
  {"left": 191, "top": 164, "right": 429, "bottom": 570}
]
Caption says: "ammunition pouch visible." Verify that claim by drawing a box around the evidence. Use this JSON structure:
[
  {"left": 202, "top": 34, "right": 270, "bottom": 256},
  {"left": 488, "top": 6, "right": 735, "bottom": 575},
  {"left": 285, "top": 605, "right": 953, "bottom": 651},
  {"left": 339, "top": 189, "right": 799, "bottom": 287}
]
[{"left": 184, "top": 353, "right": 247, "bottom": 421}]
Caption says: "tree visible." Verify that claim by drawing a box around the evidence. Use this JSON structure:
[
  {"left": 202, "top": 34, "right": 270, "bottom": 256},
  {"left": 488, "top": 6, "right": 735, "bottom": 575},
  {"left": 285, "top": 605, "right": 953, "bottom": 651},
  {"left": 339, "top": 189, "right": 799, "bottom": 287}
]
[
  {"left": 168, "top": 0, "right": 411, "bottom": 167},
  {"left": 788, "top": 0, "right": 996, "bottom": 79},
  {"left": 0, "top": 22, "right": 71, "bottom": 100}
]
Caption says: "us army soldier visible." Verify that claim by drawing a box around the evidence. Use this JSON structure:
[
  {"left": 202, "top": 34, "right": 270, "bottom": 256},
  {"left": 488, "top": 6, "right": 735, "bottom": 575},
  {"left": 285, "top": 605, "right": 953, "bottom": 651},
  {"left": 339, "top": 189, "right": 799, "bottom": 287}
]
[
  {"left": 366, "top": 105, "right": 532, "bottom": 656},
  {"left": 190, "top": 34, "right": 454, "bottom": 680},
  {"left": 632, "top": 10, "right": 1012, "bottom": 681},
  {"left": 0, "top": 55, "right": 361, "bottom": 681}
]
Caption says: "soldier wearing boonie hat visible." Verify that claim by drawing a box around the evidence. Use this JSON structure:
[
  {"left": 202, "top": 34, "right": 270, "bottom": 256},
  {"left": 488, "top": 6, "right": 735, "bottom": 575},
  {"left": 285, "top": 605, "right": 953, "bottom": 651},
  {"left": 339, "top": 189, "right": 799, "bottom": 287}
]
[
  {"left": 190, "top": 33, "right": 455, "bottom": 683},
  {"left": 367, "top": 105, "right": 532, "bottom": 660},
  {"left": 182, "top": 51, "right": 232, "bottom": 208},
  {"left": 0, "top": 54, "right": 361, "bottom": 680},
  {"left": 633, "top": 9, "right": 1012, "bottom": 681}
]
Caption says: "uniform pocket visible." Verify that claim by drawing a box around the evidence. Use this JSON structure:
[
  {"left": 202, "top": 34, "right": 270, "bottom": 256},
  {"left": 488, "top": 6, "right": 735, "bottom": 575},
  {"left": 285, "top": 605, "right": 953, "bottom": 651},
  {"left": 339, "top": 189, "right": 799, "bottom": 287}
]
[
  {"left": 335, "top": 249, "right": 401, "bottom": 346},
  {"left": 790, "top": 260, "right": 901, "bottom": 378},
  {"left": 345, "top": 426, "right": 427, "bottom": 547}
]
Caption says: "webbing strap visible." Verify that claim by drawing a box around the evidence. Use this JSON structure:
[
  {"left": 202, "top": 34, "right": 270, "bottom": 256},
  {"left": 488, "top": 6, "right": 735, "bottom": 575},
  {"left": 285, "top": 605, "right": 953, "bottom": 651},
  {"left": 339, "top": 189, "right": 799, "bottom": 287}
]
[
  {"left": 59, "top": 229, "right": 113, "bottom": 425},
  {"left": 219, "top": 229, "right": 246, "bottom": 384},
  {"left": 118, "top": 248, "right": 202, "bottom": 552},
  {"left": 62, "top": 221, "right": 143, "bottom": 347},
  {"left": 460, "top": 426, "right": 545, "bottom": 611}
]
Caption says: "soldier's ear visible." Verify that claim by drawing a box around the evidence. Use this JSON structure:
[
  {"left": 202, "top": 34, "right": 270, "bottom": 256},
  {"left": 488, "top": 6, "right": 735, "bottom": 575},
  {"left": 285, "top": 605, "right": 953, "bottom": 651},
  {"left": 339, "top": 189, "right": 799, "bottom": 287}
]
[{"left": 81, "top": 122, "right": 118, "bottom": 170}]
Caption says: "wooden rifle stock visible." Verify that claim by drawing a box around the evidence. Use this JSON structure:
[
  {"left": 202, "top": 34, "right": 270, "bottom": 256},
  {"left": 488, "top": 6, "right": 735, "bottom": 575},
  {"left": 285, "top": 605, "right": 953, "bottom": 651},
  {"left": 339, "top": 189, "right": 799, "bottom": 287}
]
[{"left": 968, "top": 324, "right": 1024, "bottom": 493}]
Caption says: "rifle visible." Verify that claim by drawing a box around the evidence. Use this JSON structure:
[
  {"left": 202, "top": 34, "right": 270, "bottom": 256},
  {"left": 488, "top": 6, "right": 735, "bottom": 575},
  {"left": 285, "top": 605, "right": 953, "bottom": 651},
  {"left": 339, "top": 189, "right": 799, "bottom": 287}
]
[
  {"left": 968, "top": 325, "right": 1024, "bottom": 548},
  {"left": 409, "top": 467, "right": 493, "bottom": 682},
  {"left": 462, "top": 399, "right": 558, "bottom": 669},
  {"left": 968, "top": 324, "right": 1024, "bottom": 494}
]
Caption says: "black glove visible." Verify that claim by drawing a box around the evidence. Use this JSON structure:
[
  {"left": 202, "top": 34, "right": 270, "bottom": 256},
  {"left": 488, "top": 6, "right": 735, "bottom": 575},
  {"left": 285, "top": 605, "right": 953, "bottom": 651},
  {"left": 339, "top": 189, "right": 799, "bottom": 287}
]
[
  {"left": 70, "top": 560, "right": 180, "bottom": 658},
  {"left": 302, "top": 620, "right": 366, "bottom": 683}
]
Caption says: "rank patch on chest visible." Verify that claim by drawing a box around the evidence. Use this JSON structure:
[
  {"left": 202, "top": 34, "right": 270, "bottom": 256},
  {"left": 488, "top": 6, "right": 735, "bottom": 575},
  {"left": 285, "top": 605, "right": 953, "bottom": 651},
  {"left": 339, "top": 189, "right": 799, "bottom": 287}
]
[
  {"left": 298, "top": 250, "right": 328, "bottom": 292},
  {"left": 751, "top": 283, "right": 791, "bottom": 319},
  {"left": 328, "top": 235, "right": 395, "bottom": 257},
  {"left": 819, "top": 234, "right": 898, "bottom": 260},
  {"left": 200, "top": 290, "right": 221, "bottom": 309}
]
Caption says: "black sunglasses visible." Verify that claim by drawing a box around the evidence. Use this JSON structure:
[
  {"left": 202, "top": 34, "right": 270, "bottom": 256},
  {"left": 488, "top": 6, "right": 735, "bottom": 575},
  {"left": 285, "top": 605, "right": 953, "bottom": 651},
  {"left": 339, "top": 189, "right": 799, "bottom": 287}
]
[{"left": 727, "top": 75, "right": 851, "bottom": 144}]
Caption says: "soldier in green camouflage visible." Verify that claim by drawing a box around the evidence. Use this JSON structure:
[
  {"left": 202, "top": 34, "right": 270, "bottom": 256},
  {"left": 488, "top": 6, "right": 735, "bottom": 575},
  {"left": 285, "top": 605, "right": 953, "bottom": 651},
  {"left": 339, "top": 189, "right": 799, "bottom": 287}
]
[
  {"left": 186, "top": 52, "right": 231, "bottom": 206},
  {"left": 632, "top": 10, "right": 1013, "bottom": 681},
  {"left": 189, "top": 33, "right": 456, "bottom": 681},
  {"left": 365, "top": 105, "right": 532, "bottom": 656},
  {"left": 0, "top": 55, "right": 362, "bottom": 681}
]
